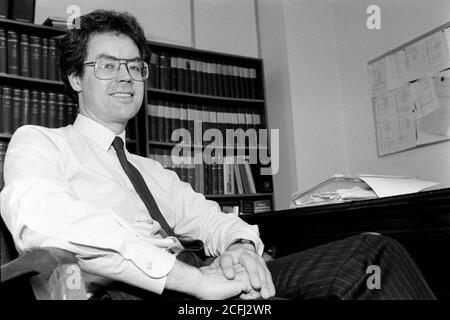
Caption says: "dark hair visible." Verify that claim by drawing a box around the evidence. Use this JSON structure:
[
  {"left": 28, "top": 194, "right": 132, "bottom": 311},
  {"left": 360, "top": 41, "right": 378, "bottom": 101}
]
[{"left": 58, "top": 10, "right": 148, "bottom": 99}]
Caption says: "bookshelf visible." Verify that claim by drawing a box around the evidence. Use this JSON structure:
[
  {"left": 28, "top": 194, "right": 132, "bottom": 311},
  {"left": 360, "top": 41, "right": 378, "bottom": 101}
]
[
  {"left": 0, "top": 18, "right": 274, "bottom": 214},
  {"left": 141, "top": 40, "right": 274, "bottom": 213}
]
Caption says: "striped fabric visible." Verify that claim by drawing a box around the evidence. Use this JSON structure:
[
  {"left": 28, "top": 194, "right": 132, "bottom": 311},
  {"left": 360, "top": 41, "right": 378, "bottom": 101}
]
[
  {"left": 266, "top": 233, "right": 436, "bottom": 300},
  {"left": 90, "top": 234, "right": 436, "bottom": 300}
]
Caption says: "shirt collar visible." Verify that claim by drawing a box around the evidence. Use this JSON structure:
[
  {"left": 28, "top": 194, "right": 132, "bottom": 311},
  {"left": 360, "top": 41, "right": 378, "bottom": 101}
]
[{"left": 73, "top": 114, "right": 127, "bottom": 151}]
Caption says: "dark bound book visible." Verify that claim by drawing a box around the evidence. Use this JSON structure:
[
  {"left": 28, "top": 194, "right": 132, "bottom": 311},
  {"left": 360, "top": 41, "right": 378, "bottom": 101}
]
[
  {"left": 21, "top": 89, "right": 30, "bottom": 126},
  {"left": 12, "top": 88, "right": 22, "bottom": 133},
  {"left": 41, "top": 38, "right": 48, "bottom": 79},
  {"left": 218, "top": 156, "right": 224, "bottom": 194},
  {"left": 148, "top": 50, "right": 160, "bottom": 88},
  {"left": 170, "top": 56, "right": 178, "bottom": 91},
  {"left": 39, "top": 91, "right": 47, "bottom": 127},
  {"left": 177, "top": 56, "right": 185, "bottom": 92},
  {"left": 157, "top": 101, "right": 165, "bottom": 142},
  {"left": 190, "top": 58, "right": 197, "bottom": 94},
  {"left": 48, "top": 39, "right": 57, "bottom": 81},
  {"left": 148, "top": 100, "right": 158, "bottom": 141},
  {"left": 29, "top": 90, "right": 40, "bottom": 125},
  {"left": 184, "top": 57, "right": 191, "bottom": 93},
  {"left": 164, "top": 101, "right": 171, "bottom": 143},
  {"left": 30, "top": 36, "right": 41, "bottom": 78},
  {"left": 212, "top": 158, "right": 219, "bottom": 194},
  {"left": 7, "top": 30, "right": 19, "bottom": 75},
  {"left": 196, "top": 60, "right": 204, "bottom": 95},
  {"left": 0, "top": 28, "right": 6, "bottom": 73},
  {"left": 56, "top": 93, "right": 65, "bottom": 127},
  {"left": 0, "top": 0, "right": 9, "bottom": 18},
  {"left": 160, "top": 51, "right": 171, "bottom": 90},
  {"left": 19, "top": 34, "right": 30, "bottom": 76},
  {"left": 1, "top": 86, "right": 12, "bottom": 134},
  {"left": 10, "top": 0, "right": 35, "bottom": 23},
  {"left": 47, "top": 92, "right": 57, "bottom": 128}
]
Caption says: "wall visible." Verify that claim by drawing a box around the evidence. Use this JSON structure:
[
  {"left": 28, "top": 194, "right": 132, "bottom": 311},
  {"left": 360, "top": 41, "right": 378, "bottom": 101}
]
[
  {"left": 281, "top": 0, "right": 349, "bottom": 195},
  {"left": 35, "top": 0, "right": 259, "bottom": 55},
  {"left": 256, "top": 0, "right": 298, "bottom": 210},
  {"left": 194, "top": 0, "right": 258, "bottom": 58},
  {"left": 333, "top": 0, "right": 450, "bottom": 187},
  {"left": 35, "top": 0, "right": 192, "bottom": 46}
]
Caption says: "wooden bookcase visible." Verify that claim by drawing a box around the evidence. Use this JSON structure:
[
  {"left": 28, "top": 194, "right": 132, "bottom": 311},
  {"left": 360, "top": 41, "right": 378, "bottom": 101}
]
[
  {"left": 140, "top": 40, "right": 274, "bottom": 213},
  {"left": 0, "top": 18, "right": 275, "bottom": 214}
]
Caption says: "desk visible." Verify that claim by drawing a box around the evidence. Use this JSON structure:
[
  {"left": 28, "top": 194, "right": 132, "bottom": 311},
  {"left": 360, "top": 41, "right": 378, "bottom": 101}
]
[{"left": 241, "top": 188, "right": 450, "bottom": 300}]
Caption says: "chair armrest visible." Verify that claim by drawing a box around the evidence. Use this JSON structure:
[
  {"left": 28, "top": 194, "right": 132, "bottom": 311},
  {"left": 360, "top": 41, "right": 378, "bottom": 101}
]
[{"left": 1, "top": 247, "right": 87, "bottom": 300}]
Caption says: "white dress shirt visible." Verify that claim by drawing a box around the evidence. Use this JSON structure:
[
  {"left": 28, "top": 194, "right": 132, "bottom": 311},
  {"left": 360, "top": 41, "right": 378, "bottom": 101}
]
[{"left": 0, "top": 114, "right": 263, "bottom": 297}]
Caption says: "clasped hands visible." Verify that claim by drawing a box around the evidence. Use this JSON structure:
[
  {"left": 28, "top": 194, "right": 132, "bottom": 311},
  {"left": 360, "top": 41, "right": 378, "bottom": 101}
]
[{"left": 199, "top": 243, "right": 276, "bottom": 300}]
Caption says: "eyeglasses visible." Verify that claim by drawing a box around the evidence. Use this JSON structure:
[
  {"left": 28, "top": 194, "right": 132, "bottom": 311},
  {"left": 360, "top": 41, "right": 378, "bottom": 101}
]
[{"left": 84, "top": 58, "right": 149, "bottom": 81}]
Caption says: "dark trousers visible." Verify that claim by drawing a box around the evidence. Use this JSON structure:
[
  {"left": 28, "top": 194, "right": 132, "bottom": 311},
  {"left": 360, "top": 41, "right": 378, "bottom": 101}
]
[{"left": 90, "top": 234, "right": 436, "bottom": 300}]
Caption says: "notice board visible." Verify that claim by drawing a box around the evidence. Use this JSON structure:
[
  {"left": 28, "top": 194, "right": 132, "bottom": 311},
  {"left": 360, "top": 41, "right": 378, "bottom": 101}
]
[{"left": 368, "top": 22, "right": 450, "bottom": 156}]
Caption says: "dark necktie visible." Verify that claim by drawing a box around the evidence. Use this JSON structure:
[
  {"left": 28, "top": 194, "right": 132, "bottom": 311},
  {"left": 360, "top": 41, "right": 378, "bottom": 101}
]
[{"left": 112, "top": 137, "right": 174, "bottom": 238}]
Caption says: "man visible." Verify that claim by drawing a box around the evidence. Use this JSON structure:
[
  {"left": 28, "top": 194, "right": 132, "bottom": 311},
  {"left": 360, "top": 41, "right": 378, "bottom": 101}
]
[{"left": 0, "top": 10, "right": 435, "bottom": 300}]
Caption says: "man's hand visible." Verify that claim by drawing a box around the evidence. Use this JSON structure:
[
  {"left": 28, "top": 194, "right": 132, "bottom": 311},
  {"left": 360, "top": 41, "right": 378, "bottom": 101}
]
[
  {"left": 214, "top": 243, "right": 276, "bottom": 299},
  {"left": 165, "top": 259, "right": 255, "bottom": 300}
]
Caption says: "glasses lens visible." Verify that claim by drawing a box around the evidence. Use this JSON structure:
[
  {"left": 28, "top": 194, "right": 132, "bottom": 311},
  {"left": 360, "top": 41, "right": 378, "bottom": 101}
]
[
  {"left": 128, "top": 60, "right": 148, "bottom": 81},
  {"left": 95, "top": 59, "right": 119, "bottom": 79}
]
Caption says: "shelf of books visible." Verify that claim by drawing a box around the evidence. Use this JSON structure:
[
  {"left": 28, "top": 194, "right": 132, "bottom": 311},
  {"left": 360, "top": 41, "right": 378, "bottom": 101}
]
[{"left": 142, "top": 41, "right": 274, "bottom": 215}]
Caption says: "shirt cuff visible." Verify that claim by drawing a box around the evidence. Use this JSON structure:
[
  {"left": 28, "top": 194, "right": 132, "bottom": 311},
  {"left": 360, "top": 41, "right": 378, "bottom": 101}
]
[{"left": 122, "top": 239, "right": 177, "bottom": 279}]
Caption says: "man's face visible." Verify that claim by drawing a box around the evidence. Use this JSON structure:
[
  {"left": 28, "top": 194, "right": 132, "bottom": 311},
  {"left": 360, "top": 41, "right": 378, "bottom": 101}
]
[{"left": 75, "top": 32, "right": 144, "bottom": 131}]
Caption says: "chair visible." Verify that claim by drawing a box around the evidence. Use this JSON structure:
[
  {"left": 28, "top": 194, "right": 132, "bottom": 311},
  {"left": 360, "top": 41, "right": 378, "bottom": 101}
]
[{"left": 0, "top": 216, "right": 87, "bottom": 300}]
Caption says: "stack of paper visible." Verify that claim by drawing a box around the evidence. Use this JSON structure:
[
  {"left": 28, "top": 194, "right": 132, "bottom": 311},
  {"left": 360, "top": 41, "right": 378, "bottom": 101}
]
[{"left": 290, "top": 174, "right": 439, "bottom": 208}]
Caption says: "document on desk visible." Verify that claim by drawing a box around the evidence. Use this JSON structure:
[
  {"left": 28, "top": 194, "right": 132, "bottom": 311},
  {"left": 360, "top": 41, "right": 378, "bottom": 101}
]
[{"left": 358, "top": 175, "right": 440, "bottom": 198}]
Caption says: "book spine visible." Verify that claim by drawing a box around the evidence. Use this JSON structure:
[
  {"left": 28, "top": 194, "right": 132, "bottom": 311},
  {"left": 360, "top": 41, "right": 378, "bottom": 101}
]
[
  {"left": 234, "top": 162, "right": 244, "bottom": 194},
  {"left": 48, "top": 39, "right": 57, "bottom": 81},
  {"left": 157, "top": 101, "right": 166, "bottom": 142},
  {"left": 171, "top": 102, "right": 179, "bottom": 142},
  {"left": 57, "top": 93, "right": 66, "bottom": 127},
  {"left": 249, "top": 68, "right": 257, "bottom": 99},
  {"left": 218, "top": 156, "right": 224, "bottom": 194},
  {"left": 184, "top": 58, "right": 191, "bottom": 93},
  {"left": 7, "top": 31, "right": 19, "bottom": 75},
  {"left": 0, "top": 0, "right": 9, "bottom": 18},
  {"left": 47, "top": 92, "right": 57, "bottom": 128},
  {"left": 66, "top": 96, "right": 75, "bottom": 125},
  {"left": 41, "top": 38, "right": 48, "bottom": 79},
  {"left": 217, "top": 63, "right": 224, "bottom": 97},
  {"left": 0, "top": 28, "right": 6, "bottom": 73},
  {"left": 19, "top": 34, "right": 30, "bottom": 77},
  {"left": 170, "top": 56, "right": 178, "bottom": 91},
  {"left": 222, "top": 64, "right": 230, "bottom": 97},
  {"left": 164, "top": 101, "right": 172, "bottom": 143},
  {"left": 1, "top": 86, "right": 12, "bottom": 134},
  {"left": 12, "top": 88, "right": 22, "bottom": 133},
  {"left": 148, "top": 50, "right": 159, "bottom": 88},
  {"left": 244, "top": 160, "right": 257, "bottom": 194},
  {"left": 211, "top": 62, "right": 218, "bottom": 96},
  {"left": 21, "top": 89, "right": 30, "bottom": 126},
  {"left": 30, "top": 36, "right": 42, "bottom": 78},
  {"left": 39, "top": 91, "right": 48, "bottom": 127},
  {"left": 212, "top": 158, "right": 218, "bottom": 194},
  {"left": 149, "top": 100, "right": 158, "bottom": 141},
  {"left": 190, "top": 59, "right": 197, "bottom": 94},
  {"left": 239, "top": 162, "right": 251, "bottom": 194},
  {"left": 177, "top": 57, "right": 185, "bottom": 92},
  {"left": 160, "top": 51, "right": 171, "bottom": 90},
  {"left": 196, "top": 60, "right": 204, "bottom": 95}
]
